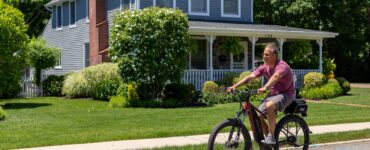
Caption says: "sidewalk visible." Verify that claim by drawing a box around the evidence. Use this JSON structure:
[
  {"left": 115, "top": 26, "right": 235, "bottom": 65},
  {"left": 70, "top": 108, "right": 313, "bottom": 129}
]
[
  {"left": 18, "top": 122, "right": 370, "bottom": 150},
  {"left": 350, "top": 83, "right": 370, "bottom": 88}
]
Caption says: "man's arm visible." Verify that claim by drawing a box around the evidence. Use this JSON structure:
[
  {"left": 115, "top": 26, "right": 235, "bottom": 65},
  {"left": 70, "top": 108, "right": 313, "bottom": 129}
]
[
  {"left": 228, "top": 73, "right": 258, "bottom": 92},
  {"left": 258, "top": 72, "right": 283, "bottom": 93}
]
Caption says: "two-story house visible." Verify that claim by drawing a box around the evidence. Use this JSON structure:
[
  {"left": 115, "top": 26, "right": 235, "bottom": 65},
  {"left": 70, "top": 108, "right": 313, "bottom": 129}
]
[{"left": 42, "top": 0, "right": 338, "bottom": 90}]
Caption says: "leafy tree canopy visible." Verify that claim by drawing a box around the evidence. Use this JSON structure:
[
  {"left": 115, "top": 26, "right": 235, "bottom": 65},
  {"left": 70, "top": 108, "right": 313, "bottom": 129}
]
[{"left": 0, "top": 1, "right": 29, "bottom": 98}]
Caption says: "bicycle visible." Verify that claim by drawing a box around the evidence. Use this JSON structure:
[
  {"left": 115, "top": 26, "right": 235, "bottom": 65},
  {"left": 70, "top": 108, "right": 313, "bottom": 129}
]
[{"left": 208, "top": 90, "right": 310, "bottom": 150}]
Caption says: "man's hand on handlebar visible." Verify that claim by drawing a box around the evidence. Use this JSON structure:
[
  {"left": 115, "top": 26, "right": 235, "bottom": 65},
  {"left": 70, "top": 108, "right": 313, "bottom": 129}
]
[
  {"left": 227, "top": 86, "right": 235, "bottom": 93},
  {"left": 257, "top": 86, "right": 267, "bottom": 94}
]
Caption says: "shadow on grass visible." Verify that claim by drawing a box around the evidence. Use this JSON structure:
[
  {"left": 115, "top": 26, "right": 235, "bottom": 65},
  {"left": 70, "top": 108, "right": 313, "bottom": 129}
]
[{"left": 3, "top": 103, "right": 51, "bottom": 109}]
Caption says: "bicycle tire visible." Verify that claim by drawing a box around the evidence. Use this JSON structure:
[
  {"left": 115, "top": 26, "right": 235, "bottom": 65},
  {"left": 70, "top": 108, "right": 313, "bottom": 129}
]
[
  {"left": 208, "top": 119, "right": 252, "bottom": 150},
  {"left": 275, "top": 115, "right": 310, "bottom": 150}
]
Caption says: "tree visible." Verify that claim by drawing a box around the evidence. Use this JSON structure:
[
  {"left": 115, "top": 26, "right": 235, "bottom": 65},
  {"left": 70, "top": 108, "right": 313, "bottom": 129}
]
[
  {"left": 28, "top": 38, "right": 60, "bottom": 87},
  {"left": 109, "top": 7, "right": 191, "bottom": 100},
  {"left": 0, "top": 1, "right": 29, "bottom": 98},
  {"left": 254, "top": 0, "right": 370, "bottom": 82},
  {"left": 4, "top": 0, "right": 51, "bottom": 37}
]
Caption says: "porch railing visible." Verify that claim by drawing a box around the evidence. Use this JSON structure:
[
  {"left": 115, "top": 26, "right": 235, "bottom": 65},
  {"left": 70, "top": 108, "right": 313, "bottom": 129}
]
[{"left": 182, "top": 69, "right": 320, "bottom": 91}]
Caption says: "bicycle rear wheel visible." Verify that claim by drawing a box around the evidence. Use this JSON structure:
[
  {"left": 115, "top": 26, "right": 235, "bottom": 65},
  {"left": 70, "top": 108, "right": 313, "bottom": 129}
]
[
  {"left": 275, "top": 115, "right": 310, "bottom": 150},
  {"left": 208, "top": 119, "right": 252, "bottom": 150}
]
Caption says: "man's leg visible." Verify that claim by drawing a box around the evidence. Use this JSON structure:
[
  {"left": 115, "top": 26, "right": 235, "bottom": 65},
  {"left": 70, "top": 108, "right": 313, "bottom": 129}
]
[
  {"left": 258, "top": 114, "right": 268, "bottom": 136},
  {"left": 265, "top": 101, "right": 277, "bottom": 136}
]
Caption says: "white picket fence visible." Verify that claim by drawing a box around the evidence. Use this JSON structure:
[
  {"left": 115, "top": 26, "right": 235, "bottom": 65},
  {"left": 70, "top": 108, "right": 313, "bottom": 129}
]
[
  {"left": 182, "top": 69, "right": 320, "bottom": 91},
  {"left": 18, "top": 74, "right": 51, "bottom": 98}
]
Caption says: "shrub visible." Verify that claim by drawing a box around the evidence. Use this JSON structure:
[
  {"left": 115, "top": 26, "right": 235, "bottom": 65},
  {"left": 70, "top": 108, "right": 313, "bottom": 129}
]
[
  {"left": 233, "top": 71, "right": 261, "bottom": 90},
  {"left": 0, "top": 106, "right": 6, "bottom": 120},
  {"left": 62, "top": 63, "right": 121, "bottom": 98},
  {"left": 0, "top": 2, "right": 29, "bottom": 98},
  {"left": 109, "top": 96, "right": 129, "bottom": 108},
  {"left": 303, "top": 72, "right": 326, "bottom": 89},
  {"left": 81, "top": 63, "right": 122, "bottom": 96},
  {"left": 216, "top": 72, "right": 239, "bottom": 86},
  {"left": 327, "top": 79, "right": 339, "bottom": 85},
  {"left": 94, "top": 80, "right": 120, "bottom": 101},
  {"left": 300, "top": 82, "right": 342, "bottom": 100},
  {"left": 42, "top": 75, "right": 64, "bottom": 96},
  {"left": 163, "top": 83, "right": 196, "bottom": 105},
  {"left": 110, "top": 7, "right": 191, "bottom": 100},
  {"left": 200, "top": 92, "right": 239, "bottom": 105},
  {"left": 62, "top": 72, "right": 89, "bottom": 98},
  {"left": 202, "top": 81, "right": 219, "bottom": 93},
  {"left": 336, "top": 77, "right": 351, "bottom": 94}
]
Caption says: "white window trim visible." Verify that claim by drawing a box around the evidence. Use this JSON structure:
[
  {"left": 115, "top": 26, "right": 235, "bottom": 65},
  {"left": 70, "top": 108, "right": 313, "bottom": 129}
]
[
  {"left": 69, "top": 0, "right": 77, "bottom": 28},
  {"left": 221, "top": 0, "right": 241, "bottom": 18},
  {"left": 54, "top": 51, "right": 62, "bottom": 70},
  {"left": 188, "top": 0, "right": 209, "bottom": 16},
  {"left": 86, "top": 0, "right": 89, "bottom": 23},
  {"left": 153, "top": 0, "right": 176, "bottom": 8},
  {"left": 56, "top": 5, "right": 63, "bottom": 31},
  {"left": 120, "top": 0, "right": 131, "bottom": 11},
  {"left": 136, "top": 0, "right": 140, "bottom": 10}
]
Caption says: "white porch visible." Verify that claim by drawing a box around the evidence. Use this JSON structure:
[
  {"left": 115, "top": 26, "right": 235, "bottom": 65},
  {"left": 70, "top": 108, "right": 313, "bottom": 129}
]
[{"left": 181, "top": 21, "right": 338, "bottom": 91}]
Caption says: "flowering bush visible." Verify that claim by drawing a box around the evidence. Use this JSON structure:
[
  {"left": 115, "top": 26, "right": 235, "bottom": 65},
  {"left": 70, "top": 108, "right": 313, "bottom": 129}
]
[{"left": 109, "top": 7, "right": 191, "bottom": 100}]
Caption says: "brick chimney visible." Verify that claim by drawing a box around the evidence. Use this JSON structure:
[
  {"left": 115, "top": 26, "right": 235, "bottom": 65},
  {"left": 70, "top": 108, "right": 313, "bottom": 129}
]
[{"left": 89, "top": 0, "right": 110, "bottom": 65}]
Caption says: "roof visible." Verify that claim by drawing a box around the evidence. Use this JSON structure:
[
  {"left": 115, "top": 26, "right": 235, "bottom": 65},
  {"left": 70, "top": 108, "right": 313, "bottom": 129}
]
[
  {"left": 45, "top": 0, "right": 67, "bottom": 7},
  {"left": 188, "top": 21, "right": 338, "bottom": 40}
]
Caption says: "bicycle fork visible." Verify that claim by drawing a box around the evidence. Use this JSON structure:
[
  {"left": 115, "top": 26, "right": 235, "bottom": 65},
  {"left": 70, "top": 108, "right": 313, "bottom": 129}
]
[{"left": 227, "top": 111, "right": 247, "bottom": 144}]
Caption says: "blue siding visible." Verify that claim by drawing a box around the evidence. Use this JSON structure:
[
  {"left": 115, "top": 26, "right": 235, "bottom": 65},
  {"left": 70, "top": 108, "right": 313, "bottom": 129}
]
[
  {"left": 42, "top": 0, "right": 89, "bottom": 76},
  {"left": 138, "top": 0, "right": 252, "bottom": 23},
  {"left": 42, "top": 0, "right": 253, "bottom": 76}
]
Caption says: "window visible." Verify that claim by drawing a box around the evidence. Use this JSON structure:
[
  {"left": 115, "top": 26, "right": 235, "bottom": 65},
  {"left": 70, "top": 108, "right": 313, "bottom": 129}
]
[
  {"left": 69, "top": 0, "right": 76, "bottom": 27},
  {"left": 154, "top": 0, "right": 175, "bottom": 8},
  {"left": 121, "top": 0, "right": 130, "bottom": 11},
  {"left": 84, "top": 43, "right": 90, "bottom": 67},
  {"left": 189, "top": 0, "right": 209, "bottom": 16},
  {"left": 55, "top": 51, "right": 62, "bottom": 69},
  {"left": 191, "top": 40, "right": 207, "bottom": 69},
  {"left": 56, "top": 5, "right": 62, "bottom": 30},
  {"left": 86, "top": 0, "right": 89, "bottom": 22},
  {"left": 221, "top": 0, "right": 241, "bottom": 18}
]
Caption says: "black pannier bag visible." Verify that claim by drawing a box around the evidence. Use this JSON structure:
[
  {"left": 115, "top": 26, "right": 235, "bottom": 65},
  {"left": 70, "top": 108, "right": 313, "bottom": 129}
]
[{"left": 284, "top": 99, "right": 308, "bottom": 117}]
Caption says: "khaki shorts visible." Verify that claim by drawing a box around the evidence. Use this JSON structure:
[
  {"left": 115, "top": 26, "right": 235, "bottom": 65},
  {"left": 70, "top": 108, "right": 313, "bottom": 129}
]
[{"left": 258, "top": 94, "right": 293, "bottom": 115}]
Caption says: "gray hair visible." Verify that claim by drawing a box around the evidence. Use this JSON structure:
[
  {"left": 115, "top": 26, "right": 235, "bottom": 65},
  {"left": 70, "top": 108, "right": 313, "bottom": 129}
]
[{"left": 265, "top": 44, "right": 279, "bottom": 56}]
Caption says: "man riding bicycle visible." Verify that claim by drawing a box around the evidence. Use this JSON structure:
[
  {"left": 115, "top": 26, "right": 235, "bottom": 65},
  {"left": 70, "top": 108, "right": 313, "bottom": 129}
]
[{"left": 227, "top": 44, "right": 295, "bottom": 145}]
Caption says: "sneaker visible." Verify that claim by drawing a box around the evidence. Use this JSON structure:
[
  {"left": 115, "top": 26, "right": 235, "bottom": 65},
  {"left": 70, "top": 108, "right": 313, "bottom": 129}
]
[{"left": 261, "top": 134, "right": 276, "bottom": 145}]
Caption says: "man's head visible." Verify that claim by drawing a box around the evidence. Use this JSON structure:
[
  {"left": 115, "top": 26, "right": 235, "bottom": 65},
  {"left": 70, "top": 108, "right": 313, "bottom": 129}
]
[{"left": 263, "top": 44, "right": 279, "bottom": 65}]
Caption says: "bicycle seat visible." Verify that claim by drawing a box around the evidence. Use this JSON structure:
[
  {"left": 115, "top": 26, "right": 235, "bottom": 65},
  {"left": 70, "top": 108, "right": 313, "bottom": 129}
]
[{"left": 283, "top": 99, "right": 308, "bottom": 117}]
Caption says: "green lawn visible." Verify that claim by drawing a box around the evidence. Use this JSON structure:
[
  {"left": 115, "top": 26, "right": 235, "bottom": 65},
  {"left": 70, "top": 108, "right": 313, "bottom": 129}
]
[{"left": 0, "top": 88, "right": 369, "bottom": 149}]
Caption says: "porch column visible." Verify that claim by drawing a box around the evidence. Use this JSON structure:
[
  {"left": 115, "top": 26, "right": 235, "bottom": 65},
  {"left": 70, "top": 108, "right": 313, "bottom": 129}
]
[
  {"left": 316, "top": 39, "right": 323, "bottom": 72},
  {"left": 249, "top": 37, "right": 258, "bottom": 70},
  {"left": 230, "top": 54, "right": 233, "bottom": 70},
  {"left": 278, "top": 38, "right": 286, "bottom": 60},
  {"left": 188, "top": 52, "right": 191, "bottom": 69},
  {"left": 206, "top": 35, "right": 216, "bottom": 80}
]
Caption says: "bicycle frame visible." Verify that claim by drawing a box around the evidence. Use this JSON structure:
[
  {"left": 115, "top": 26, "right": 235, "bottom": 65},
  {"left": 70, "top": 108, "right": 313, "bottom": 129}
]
[{"left": 234, "top": 91, "right": 268, "bottom": 145}]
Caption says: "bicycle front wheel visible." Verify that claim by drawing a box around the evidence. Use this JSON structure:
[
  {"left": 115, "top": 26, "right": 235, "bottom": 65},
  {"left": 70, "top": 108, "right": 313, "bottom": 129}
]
[
  {"left": 208, "top": 119, "right": 252, "bottom": 150},
  {"left": 275, "top": 115, "right": 310, "bottom": 150}
]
